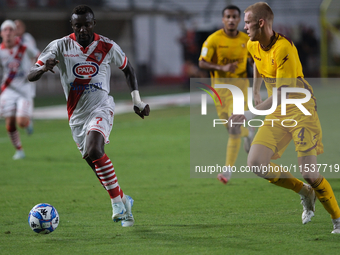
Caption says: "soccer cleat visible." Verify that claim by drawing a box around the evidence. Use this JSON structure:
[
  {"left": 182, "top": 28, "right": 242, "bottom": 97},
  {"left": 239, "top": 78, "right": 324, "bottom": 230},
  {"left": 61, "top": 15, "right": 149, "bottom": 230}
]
[
  {"left": 13, "top": 149, "right": 25, "bottom": 160},
  {"left": 112, "top": 201, "right": 126, "bottom": 222},
  {"left": 26, "top": 120, "right": 34, "bottom": 135},
  {"left": 244, "top": 127, "right": 255, "bottom": 153},
  {"left": 300, "top": 185, "right": 316, "bottom": 224},
  {"left": 121, "top": 195, "right": 134, "bottom": 227},
  {"left": 217, "top": 166, "right": 232, "bottom": 185},
  {"left": 331, "top": 218, "right": 340, "bottom": 234}
]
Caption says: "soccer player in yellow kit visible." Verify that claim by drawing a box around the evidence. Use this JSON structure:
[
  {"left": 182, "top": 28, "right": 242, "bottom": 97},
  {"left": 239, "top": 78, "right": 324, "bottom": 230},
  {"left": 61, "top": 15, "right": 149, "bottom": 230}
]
[
  {"left": 199, "top": 5, "right": 255, "bottom": 185},
  {"left": 237, "top": 2, "right": 340, "bottom": 233}
]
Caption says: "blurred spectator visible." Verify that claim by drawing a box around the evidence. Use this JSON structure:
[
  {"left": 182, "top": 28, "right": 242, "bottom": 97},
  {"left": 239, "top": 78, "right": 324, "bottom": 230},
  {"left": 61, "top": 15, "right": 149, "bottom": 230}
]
[{"left": 330, "top": 22, "right": 340, "bottom": 66}]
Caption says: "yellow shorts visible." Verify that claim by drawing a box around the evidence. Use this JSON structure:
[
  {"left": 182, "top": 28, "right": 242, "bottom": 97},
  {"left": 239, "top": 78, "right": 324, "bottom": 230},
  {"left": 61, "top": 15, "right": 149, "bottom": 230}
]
[
  {"left": 213, "top": 79, "right": 249, "bottom": 120},
  {"left": 252, "top": 108, "right": 323, "bottom": 159}
]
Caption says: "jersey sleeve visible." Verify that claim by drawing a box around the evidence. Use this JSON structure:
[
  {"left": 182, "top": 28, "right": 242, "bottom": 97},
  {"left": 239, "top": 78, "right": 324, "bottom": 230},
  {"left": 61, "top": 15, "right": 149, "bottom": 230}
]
[
  {"left": 26, "top": 44, "right": 40, "bottom": 60},
  {"left": 109, "top": 42, "right": 127, "bottom": 70},
  {"left": 198, "top": 36, "right": 215, "bottom": 63},
  {"left": 274, "top": 42, "right": 297, "bottom": 89},
  {"left": 35, "top": 39, "right": 59, "bottom": 67}
]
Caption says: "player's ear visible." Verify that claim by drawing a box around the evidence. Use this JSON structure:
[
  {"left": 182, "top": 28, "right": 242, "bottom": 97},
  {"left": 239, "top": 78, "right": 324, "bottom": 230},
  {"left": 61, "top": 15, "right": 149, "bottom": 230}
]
[
  {"left": 93, "top": 19, "right": 96, "bottom": 27},
  {"left": 258, "top": 19, "right": 264, "bottom": 28}
]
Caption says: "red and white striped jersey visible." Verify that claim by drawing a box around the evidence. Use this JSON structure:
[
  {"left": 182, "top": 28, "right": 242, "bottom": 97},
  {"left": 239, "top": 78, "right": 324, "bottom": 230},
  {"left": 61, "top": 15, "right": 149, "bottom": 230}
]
[
  {"left": 36, "top": 33, "right": 128, "bottom": 125},
  {"left": 0, "top": 39, "right": 39, "bottom": 97}
]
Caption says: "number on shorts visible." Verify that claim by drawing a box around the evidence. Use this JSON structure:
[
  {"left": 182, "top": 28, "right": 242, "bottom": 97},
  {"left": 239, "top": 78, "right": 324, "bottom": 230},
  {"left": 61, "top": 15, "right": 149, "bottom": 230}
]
[
  {"left": 298, "top": 128, "right": 305, "bottom": 141},
  {"left": 96, "top": 117, "right": 103, "bottom": 124}
]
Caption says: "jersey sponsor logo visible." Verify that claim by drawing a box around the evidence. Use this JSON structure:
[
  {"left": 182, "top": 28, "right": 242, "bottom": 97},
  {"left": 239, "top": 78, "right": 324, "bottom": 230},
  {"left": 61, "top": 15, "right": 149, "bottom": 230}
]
[
  {"left": 254, "top": 55, "right": 261, "bottom": 61},
  {"left": 64, "top": 54, "right": 80, "bottom": 57},
  {"left": 69, "top": 81, "right": 102, "bottom": 94},
  {"left": 72, "top": 62, "right": 99, "bottom": 79},
  {"left": 8, "top": 60, "right": 20, "bottom": 71}
]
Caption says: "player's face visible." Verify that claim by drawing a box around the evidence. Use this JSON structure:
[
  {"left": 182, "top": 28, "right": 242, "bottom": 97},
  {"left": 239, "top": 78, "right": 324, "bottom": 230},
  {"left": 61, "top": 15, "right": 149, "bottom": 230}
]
[
  {"left": 14, "top": 21, "right": 24, "bottom": 36},
  {"left": 244, "top": 11, "right": 260, "bottom": 41},
  {"left": 0, "top": 26, "right": 16, "bottom": 47},
  {"left": 222, "top": 9, "right": 241, "bottom": 32},
  {"left": 71, "top": 12, "right": 96, "bottom": 47}
]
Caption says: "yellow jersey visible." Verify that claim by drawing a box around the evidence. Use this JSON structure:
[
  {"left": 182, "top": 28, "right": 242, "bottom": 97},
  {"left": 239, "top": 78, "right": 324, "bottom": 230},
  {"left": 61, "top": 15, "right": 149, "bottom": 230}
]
[
  {"left": 199, "top": 29, "right": 250, "bottom": 79},
  {"left": 247, "top": 32, "right": 316, "bottom": 110}
]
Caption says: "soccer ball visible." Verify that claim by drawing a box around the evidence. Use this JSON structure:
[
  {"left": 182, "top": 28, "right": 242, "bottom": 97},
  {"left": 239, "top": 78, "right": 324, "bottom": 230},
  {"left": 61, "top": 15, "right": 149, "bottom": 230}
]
[{"left": 28, "top": 203, "right": 59, "bottom": 234}]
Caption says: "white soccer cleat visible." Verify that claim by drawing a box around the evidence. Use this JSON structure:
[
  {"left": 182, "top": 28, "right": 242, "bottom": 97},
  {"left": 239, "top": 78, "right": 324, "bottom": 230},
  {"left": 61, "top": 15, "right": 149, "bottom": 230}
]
[
  {"left": 112, "top": 201, "right": 126, "bottom": 222},
  {"left": 244, "top": 127, "right": 255, "bottom": 153},
  {"left": 217, "top": 166, "right": 232, "bottom": 185},
  {"left": 121, "top": 195, "right": 134, "bottom": 227},
  {"left": 300, "top": 185, "right": 316, "bottom": 224},
  {"left": 331, "top": 218, "right": 340, "bottom": 234},
  {"left": 13, "top": 149, "right": 25, "bottom": 160}
]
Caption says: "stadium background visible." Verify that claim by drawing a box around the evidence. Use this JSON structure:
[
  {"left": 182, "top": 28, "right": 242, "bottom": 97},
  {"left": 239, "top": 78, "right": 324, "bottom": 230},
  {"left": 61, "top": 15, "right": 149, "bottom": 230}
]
[{"left": 1, "top": 0, "right": 340, "bottom": 254}]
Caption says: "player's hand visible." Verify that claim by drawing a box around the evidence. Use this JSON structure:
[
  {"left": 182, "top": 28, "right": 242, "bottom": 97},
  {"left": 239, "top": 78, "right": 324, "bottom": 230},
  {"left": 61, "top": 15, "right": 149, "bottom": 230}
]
[
  {"left": 134, "top": 104, "right": 150, "bottom": 119},
  {"left": 228, "top": 114, "right": 246, "bottom": 128},
  {"left": 221, "top": 61, "right": 238, "bottom": 73},
  {"left": 43, "top": 58, "right": 59, "bottom": 73},
  {"left": 254, "top": 93, "right": 262, "bottom": 106}
]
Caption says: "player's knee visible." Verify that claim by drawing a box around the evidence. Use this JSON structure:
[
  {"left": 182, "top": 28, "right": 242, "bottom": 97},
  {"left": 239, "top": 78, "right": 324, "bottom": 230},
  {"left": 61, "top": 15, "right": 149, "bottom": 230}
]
[
  {"left": 17, "top": 118, "right": 29, "bottom": 128},
  {"left": 247, "top": 158, "right": 269, "bottom": 177},
  {"left": 228, "top": 125, "right": 241, "bottom": 135},
  {"left": 87, "top": 145, "right": 104, "bottom": 161}
]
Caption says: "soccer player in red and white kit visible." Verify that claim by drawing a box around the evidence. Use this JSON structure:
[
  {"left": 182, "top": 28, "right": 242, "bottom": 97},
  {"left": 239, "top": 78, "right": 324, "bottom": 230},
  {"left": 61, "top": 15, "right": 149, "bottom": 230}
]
[
  {"left": 28, "top": 5, "right": 150, "bottom": 227},
  {"left": 0, "top": 20, "right": 39, "bottom": 160}
]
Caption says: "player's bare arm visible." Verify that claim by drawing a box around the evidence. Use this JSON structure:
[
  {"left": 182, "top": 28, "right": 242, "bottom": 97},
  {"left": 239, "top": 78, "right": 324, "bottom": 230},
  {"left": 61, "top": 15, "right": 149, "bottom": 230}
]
[
  {"left": 253, "top": 62, "right": 263, "bottom": 105},
  {"left": 122, "top": 60, "right": 150, "bottom": 119},
  {"left": 199, "top": 59, "right": 238, "bottom": 73},
  {"left": 27, "top": 58, "right": 59, "bottom": 82}
]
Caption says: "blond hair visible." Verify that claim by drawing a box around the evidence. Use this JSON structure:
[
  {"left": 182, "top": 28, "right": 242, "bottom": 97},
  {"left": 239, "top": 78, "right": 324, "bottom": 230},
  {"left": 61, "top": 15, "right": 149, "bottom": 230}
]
[{"left": 244, "top": 2, "right": 274, "bottom": 24}]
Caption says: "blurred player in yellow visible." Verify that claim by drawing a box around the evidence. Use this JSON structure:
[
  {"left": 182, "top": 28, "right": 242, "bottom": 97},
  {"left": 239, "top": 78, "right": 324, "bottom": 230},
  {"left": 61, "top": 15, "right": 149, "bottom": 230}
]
[
  {"left": 199, "top": 5, "right": 255, "bottom": 184},
  {"left": 235, "top": 2, "right": 340, "bottom": 233}
]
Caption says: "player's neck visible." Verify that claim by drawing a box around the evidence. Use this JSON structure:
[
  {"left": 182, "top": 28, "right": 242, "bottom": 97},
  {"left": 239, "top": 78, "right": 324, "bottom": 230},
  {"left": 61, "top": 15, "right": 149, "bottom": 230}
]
[
  {"left": 4, "top": 40, "right": 16, "bottom": 49},
  {"left": 223, "top": 28, "right": 238, "bottom": 37},
  {"left": 259, "top": 30, "right": 275, "bottom": 50}
]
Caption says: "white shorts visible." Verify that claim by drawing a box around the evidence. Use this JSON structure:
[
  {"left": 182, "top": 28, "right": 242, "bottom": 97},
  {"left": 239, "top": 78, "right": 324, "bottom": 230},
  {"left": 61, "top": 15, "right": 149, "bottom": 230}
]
[
  {"left": 0, "top": 89, "right": 33, "bottom": 118},
  {"left": 70, "top": 107, "right": 114, "bottom": 158}
]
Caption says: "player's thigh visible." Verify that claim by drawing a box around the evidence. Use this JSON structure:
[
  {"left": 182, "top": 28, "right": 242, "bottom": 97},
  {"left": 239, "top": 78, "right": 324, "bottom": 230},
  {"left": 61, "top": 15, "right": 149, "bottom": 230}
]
[
  {"left": 252, "top": 120, "right": 292, "bottom": 160},
  {"left": 71, "top": 109, "right": 114, "bottom": 158},
  {"left": 16, "top": 97, "right": 33, "bottom": 118},
  {"left": 0, "top": 92, "right": 17, "bottom": 118}
]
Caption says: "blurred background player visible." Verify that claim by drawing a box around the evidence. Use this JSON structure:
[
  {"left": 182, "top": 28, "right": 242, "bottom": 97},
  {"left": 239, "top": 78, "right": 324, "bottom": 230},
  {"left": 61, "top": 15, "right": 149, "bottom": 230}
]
[
  {"left": 14, "top": 19, "right": 37, "bottom": 49},
  {"left": 198, "top": 5, "right": 255, "bottom": 184},
  {"left": 28, "top": 5, "right": 150, "bottom": 227},
  {"left": 14, "top": 19, "right": 40, "bottom": 135},
  {"left": 0, "top": 20, "right": 39, "bottom": 159},
  {"left": 241, "top": 2, "right": 340, "bottom": 233}
]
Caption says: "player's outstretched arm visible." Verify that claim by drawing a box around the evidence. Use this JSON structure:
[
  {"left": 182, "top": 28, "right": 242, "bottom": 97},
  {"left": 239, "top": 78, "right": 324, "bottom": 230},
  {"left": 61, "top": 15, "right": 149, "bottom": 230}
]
[
  {"left": 199, "top": 59, "right": 238, "bottom": 73},
  {"left": 27, "top": 58, "right": 59, "bottom": 82},
  {"left": 122, "top": 60, "right": 150, "bottom": 119}
]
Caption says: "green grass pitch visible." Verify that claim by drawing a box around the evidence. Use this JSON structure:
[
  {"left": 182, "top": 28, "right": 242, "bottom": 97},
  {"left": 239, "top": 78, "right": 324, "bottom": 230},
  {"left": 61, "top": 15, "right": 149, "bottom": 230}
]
[{"left": 1, "top": 83, "right": 340, "bottom": 254}]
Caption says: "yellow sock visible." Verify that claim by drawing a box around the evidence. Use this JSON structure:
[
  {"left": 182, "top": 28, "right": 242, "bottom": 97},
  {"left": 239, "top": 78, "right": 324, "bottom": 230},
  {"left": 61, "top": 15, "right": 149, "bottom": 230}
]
[
  {"left": 226, "top": 134, "right": 241, "bottom": 166},
  {"left": 311, "top": 176, "right": 340, "bottom": 219},
  {"left": 265, "top": 162, "right": 304, "bottom": 193},
  {"left": 240, "top": 126, "right": 249, "bottom": 137}
]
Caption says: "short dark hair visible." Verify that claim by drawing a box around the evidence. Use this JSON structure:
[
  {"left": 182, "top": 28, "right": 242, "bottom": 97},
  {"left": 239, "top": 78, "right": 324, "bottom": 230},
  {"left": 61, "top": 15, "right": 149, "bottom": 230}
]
[
  {"left": 71, "top": 5, "right": 95, "bottom": 19},
  {"left": 222, "top": 5, "right": 241, "bottom": 17}
]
